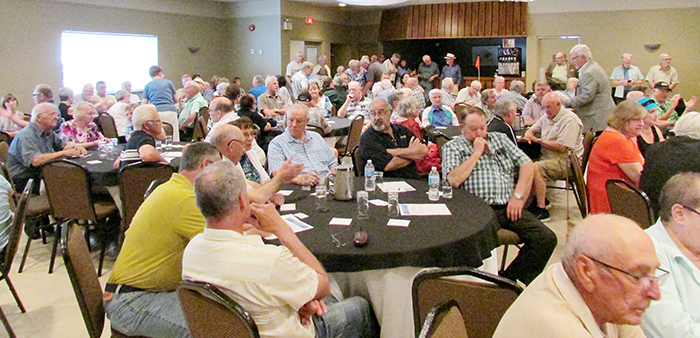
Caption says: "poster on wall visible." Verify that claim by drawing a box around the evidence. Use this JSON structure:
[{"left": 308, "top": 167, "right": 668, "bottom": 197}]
[{"left": 471, "top": 46, "right": 499, "bottom": 67}]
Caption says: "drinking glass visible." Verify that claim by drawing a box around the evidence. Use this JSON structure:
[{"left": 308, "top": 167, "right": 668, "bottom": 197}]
[
  {"left": 387, "top": 191, "right": 400, "bottom": 217},
  {"left": 357, "top": 191, "right": 369, "bottom": 219},
  {"left": 374, "top": 171, "right": 384, "bottom": 191},
  {"left": 442, "top": 182, "right": 453, "bottom": 199},
  {"left": 315, "top": 184, "right": 329, "bottom": 212}
]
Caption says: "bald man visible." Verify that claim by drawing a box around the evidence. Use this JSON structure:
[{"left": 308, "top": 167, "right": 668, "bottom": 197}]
[
  {"left": 545, "top": 51, "right": 577, "bottom": 84},
  {"left": 494, "top": 214, "right": 662, "bottom": 337},
  {"left": 522, "top": 92, "right": 584, "bottom": 182}
]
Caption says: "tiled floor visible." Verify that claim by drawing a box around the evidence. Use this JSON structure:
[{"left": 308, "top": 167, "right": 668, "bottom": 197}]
[{"left": 0, "top": 186, "right": 582, "bottom": 338}]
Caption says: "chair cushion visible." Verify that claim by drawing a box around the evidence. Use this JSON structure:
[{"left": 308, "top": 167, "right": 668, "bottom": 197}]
[
  {"left": 94, "top": 202, "right": 119, "bottom": 220},
  {"left": 26, "top": 195, "right": 51, "bottom": 215},
  {"left": 497, "top": 229, "right": 521, "bottom": 245}
]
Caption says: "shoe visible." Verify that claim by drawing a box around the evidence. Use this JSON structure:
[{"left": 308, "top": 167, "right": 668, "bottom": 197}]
[
  {"left": 532, "top": 207, "right": 551, "bottom": 222},
  {"left": 544, "top": 198, "right": 552, "bottom": 209}
]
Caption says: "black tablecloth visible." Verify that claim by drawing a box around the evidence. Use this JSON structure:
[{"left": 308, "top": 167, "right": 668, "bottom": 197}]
[
  {"left": 272, "top": 179, "right": 499, "bottom": 272},
  {"left": 73, "top": 144, "right": 180, "bottom": 187}
]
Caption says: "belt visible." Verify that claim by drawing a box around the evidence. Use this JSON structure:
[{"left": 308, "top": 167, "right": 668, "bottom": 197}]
[{"left": 105, "top": 283, "right": 146, "bottom": 294}]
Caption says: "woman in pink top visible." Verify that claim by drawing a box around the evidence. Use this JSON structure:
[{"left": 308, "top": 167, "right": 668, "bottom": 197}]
[{"left": 586, "top": 101, "right": 646, "bottom": 214}]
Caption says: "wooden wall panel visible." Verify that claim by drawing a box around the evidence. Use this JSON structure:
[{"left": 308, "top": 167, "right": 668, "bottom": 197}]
[{"left": 378, "top": 1, "right": 528, "bottom": 41}]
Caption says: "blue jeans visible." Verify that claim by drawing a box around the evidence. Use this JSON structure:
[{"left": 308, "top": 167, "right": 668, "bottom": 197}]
[
  {"left": 104, "top": 291, "right": 191, "bottom": 338},
  {"left": 313, "top": 296, "right": 378, "bottom": 338}
]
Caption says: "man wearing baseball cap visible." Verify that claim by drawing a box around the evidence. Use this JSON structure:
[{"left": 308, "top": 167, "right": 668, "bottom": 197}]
[{"left": 652, "top": 81, "right": 697, "bottom": 123}]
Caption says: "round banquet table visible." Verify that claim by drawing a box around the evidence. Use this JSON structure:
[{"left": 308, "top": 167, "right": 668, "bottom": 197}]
[{"left": 273, "top": 178, "right": 500, "bottom": 273}]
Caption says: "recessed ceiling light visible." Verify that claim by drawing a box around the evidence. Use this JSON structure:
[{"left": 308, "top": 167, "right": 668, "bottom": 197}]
[
  {"left": 337, "top": 0, "right": 409, "bottom": 6},
  {"left": 338, "top": 2, "right": 346, "bottom": 6}
]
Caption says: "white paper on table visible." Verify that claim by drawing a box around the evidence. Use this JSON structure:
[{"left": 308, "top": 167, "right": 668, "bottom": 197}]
[
  {"left": 280, "top": 203, "right": 296, "bottom": 212},
  {"left": 278, "top": 190, "right": 294, "bottom": 196},
  {"left": 329, "top": 217, "right": 353, "bottom": 226},
  {"left": 387, "top": 219, "right": 410, "bottom": 227},
  {"left": 86, "top": 160, "right": 102, "bottom": 165},
  {"left": 264, "top": 214, "right": 314, "bottom": 240},
  {"left": 379, "top": 181, "right": 416, "bottom": 193},
  {"left": 161, "top": 151, "right": 182, "bottom": 157},
  {"left": 399, "top": 204, "right": 452, "bottom": 216},
  {"left": 369, "top": 199, "right": 389, "bottom": 207},
  {"left": 435, "top": 126, "right": 447, "bottom": 130},
  {"left": 294, "top": 212, "right": 309, "bottom": 219},
  {"left": 328, "top": 120, "right": 336, "bottom": 124}
]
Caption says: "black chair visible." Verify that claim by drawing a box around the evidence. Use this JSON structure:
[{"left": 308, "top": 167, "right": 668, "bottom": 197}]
[
  {"left": 42, "top": 159, "right": 120, "bottom": 276},
  {"left": 118, "top": 162, "right": 174, "bottom": 247},
  {"left": 98, "top": 113, "right": 119, "bottom": 139},
  {"left": 191, "top": 115, "right": 208, "bottom": 142},
  {"left": 418, "top": 300, "right": 467, "bottom": 338},
  {"left": 144, "top": 178, "right": 169, "bottom": 199},
  {"left": 178, "top": 280, "right": 260, "bottom": 338},
  {"left": 606, "top": 179, "right": 655, "bottom": 229},
  {"left": 412, "top": 267, "right": 523, "bottom": 338},
  {"left": 61, "top": 222, "right": 145, "bottom": 338},
  {"left": 351, "top": 146, "right": 361, "bottom": 177},
  {"left": 335, "top": 115, "right": 364, "bottom": 157}
]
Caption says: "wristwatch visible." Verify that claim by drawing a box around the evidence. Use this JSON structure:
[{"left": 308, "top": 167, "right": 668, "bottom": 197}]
[{"left": 513, "top": 192, "right": 523, "bottom": 200}]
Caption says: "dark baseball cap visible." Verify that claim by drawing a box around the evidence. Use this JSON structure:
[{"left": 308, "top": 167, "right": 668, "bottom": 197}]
[
  {"left": 654, "top": 81, "right": 671, "bottom": 91},
  {"left": 297, "top": 92, "right": 312, "bottom": 102}
]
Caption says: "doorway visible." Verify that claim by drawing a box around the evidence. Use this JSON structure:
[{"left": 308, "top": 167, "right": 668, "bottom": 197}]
[{"left": 537, "top": 36, "right": 580, "bottom": 81}]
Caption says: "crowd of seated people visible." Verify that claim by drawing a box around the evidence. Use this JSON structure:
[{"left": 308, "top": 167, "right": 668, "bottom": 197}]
[{"left": 3, "top": 44, "right": 700, "bottom": 338}]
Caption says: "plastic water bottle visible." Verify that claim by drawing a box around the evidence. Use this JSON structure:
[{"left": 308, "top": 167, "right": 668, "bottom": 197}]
[
  {"left": 428, "top": 166, "right": 440, "bottom": 201},
  {"left": 364, "top": 160, "right": 376, "bottom": 192}
]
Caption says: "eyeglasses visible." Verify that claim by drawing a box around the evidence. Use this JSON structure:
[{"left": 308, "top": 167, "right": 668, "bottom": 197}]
[
  {"left": 584, "top": 254, "right": 669, "bottom": 289},
  {"left": 369, "top": 109, "right": 390, "bottom": 117},
  {"left": 681, "top": 205, "right": 700, "bottom": 216},
  {"left": 145, "top": 119, "right": 162, "bottom": 124},
  {"left": 227, "top": 138, "right": 245, "bottom": 148}
]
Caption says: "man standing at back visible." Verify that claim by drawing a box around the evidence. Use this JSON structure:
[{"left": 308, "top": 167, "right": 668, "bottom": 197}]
[
  {"left": 105, "top": 142, "right": 222, "bottom": 338},
  {"left": 567, "top": 44, "right": 615, "bottom": 133},
  {"left": 646, "top": 53, "right": 679, "bottom": 90}
]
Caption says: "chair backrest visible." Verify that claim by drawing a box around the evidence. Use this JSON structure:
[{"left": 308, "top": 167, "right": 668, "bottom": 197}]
[
  {"left": 62, "top": 222, "right": 105, "bottom": 338},
  {"left": 412, "top": 267, "right": 522, "bottom": 338},
  {"left": 178, "top": 280, "right": 260, "bottom": 338},
  {"left": 0, "top": 132, "right": 10, "bottom": 144},
  {"left": 2, "top": 178, "right": 32, "bottom": 274},
  {"left": 98, "top": 113, "right": 119, "bottom": 139},
  {"left": 351, "top": 146, "right": 361, "bottom": 177},
  {"left": 42, "top": 159, "right": 96, "bottom": 221},
  {"left": 418, "top": 300, "right": 468, "bottom": 338},
  {"left": 0, "top": 141, "right": 9, "bottom": 163},
  {"left": 581, "top": 128, "right": 597, "bottom": 171},
  {"left": 162, "top": 122, "right": 174, "bottom": 137},
  {"left": 606, "top": 179, "right": 654, "bottom": 229},
  {"left": 198, "top": 106, "right": 210, "bottom": 126},
  {"left": 144, "top": 178, "right": 169, "bottom": 199},
  {"left": 119, "top": 162, "right": 174, "bottom": 232},
  {"left": 434, "top": 135, "right": 450, "bottom": 159},
  {"left": 192, "top": 115, "right": 208, "bottom": 142},
  {"left": 568, "top": 150, "right": 588, "bottom": 218},
  {"left": 344, "top": 115, "right": 364, "bottom": 155}
]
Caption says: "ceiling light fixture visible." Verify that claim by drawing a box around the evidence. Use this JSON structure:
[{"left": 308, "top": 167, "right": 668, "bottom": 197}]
[
  {"left": 337, "top": 0, "right": 409, "bottom": 6},
  {"left": 338, "top": 3, "right": 346, "bottom": 7}
]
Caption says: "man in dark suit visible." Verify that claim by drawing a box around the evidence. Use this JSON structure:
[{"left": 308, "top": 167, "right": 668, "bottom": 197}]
[{"left": 567, "top": 44, "right": 615, "bottom": 133}]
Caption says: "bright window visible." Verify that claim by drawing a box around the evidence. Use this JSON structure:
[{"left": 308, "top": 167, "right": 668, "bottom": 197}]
[{"left": 61, "top": 30, "right": 158, "bottom": 93}]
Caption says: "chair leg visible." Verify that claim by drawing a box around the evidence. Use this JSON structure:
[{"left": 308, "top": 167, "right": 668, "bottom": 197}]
[
  {"left": 48, "top": 222, "right": 63, "bottom": 274},
  {"left": 18, "top": 236, "right": 32, "bottom": 274},
  {"left": 500, "top": 245, "right": 509, "bottom": 275},
  {"left": 3, "top": 275, "right": 25, "bottom": 313},
  {"left": 0, "top": 304, "right": 16, "bottom": 338}
]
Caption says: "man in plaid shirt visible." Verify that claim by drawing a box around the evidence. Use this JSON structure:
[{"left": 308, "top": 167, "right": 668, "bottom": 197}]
[{"left": 442, "top": 106, "right": 557, "bottom": 285}]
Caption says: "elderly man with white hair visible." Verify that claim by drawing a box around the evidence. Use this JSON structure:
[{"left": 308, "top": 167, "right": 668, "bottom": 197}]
[
  {"left": 610, "top": 53, "right": 645, "bottom": 104},
  {"left": 497, "top": 80, "right": 527, "bottom": 111},
  {"left": 422, "top": 89, "right": 458, "bottom": 128},
  {"left": 248, "top": 75, "right": 266, "bottom": 100},
  {"left": 440, "top": 77, "right": 457, "bottom": 110},
  {"left": 178, "top": 80, "right": 208, "bottom": 137},
  {"left": 457, "top": 80, "right": 482, "bottom": 106},
  {"left": 567, "top": 44, "right": 616, "bottom": 133},
  {"left": 292, "top": 61, "right": 314, "bottom": 100},
  {"left": 417, "top": 55, "right": 440, "bottom": 97},
  {"left": 646, "top": 53, "right": 679, "bottom": 90},
  {"left": 641, "top": 172, "right": 700, "bottom": 338},
  {"left": 109, "top": 90, "right": 132, "bottom": 138},
  {"left": 121, "top": 81, "right": 141, "bottom": 103},
  {"left": 118, "top": 104, "right": 167, "bottom": 169},
  {"left": 258, "top": 75, "right": 289, "bottom": 117},
  {"left": 641, "top": 111, "right": 700, "bottom": 215},
  {"left": 494, "top": 214, "right": 662, "bottom": 337},
  {"left": 7, "top": 102, "right": 87, "bottom": 192},
  {"left": 338, "top": 81, "right": 371, "bottom": 120},
  {"left": 405, "top": 77, "right": 426, "bottom": 112},
  {"left": 285, "top": 51, "right": 304, "bottom": 85}
]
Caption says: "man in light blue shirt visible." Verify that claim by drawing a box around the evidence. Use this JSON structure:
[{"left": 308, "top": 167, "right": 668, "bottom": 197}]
[
  {"left": 267, "top": 104, "right": 337, "bottom": 186},
  {"left": 642, "top": 172, "right": 700, "bottom": 338}
]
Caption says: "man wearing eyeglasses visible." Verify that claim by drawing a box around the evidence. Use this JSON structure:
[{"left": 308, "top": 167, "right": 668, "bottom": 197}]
[
  {"left": 358, "top": 98, "right": 427, "bottom": 180},
  {"left": 117, "top": 104, "right": 167, "bottom": 169},
  {"left": 641, "top": 172, "right": 700, "bottom": 338},
  {"left": 493, "top": 214, "right": 662, "bottom": 337},
  {"left": 646, "top": 53, "right": 679, "bottom": 90}
]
